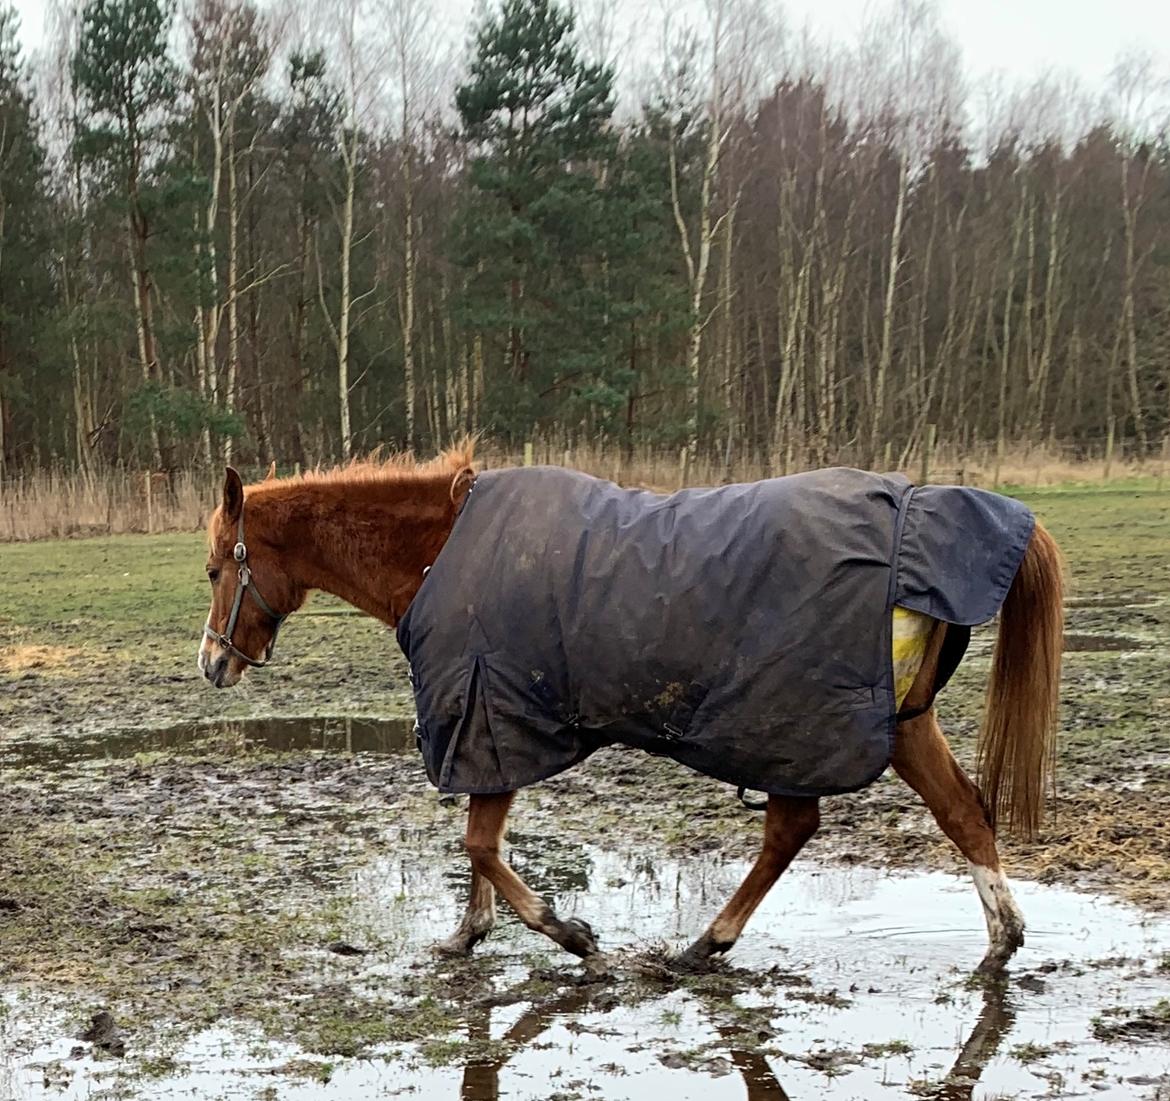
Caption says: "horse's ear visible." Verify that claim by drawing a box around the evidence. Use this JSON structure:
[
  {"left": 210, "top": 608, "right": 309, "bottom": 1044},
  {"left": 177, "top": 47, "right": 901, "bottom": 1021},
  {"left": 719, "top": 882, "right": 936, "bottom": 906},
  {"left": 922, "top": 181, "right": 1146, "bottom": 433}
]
[
  {"left": 264, "top": 461, "right": 277, "bottom": 482},
  {"left": 449, "top": 465, "right": 475, "bottom": 507},
  {"left": 222, "top": 467, "right": 244, "bottom": 523}
]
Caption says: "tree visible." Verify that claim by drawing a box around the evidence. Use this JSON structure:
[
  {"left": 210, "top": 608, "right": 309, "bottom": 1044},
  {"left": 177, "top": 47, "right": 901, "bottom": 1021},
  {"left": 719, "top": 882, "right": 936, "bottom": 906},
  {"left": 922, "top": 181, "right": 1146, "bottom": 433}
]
[
  {"left": 186, "top": 0, "right": 273, "bottom": 464},
  {"left": 0, "top": 5, "right": 53, "bottom": 475},
  {"left": 452, "top": 0, "right": 618, "bottom": 438},
  {"left": 73, "top": 0, "right": 178, "bottom": 466}
]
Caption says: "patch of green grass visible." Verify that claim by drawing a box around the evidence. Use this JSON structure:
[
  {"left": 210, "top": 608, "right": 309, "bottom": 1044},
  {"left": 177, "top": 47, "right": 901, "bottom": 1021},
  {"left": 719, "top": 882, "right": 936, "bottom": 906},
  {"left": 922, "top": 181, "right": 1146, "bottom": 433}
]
[
  {"left": 419, "top": 1038, "right": 469, "bottom": 1067},
  {"left": 279, "top": 1059, "right": 335, "bottom": 1084},
  {"left": 0, "top": 533, "right": 208, "bottom": 636},
  {"left": 137, "top": 1054, "right": 181, "bottom": 1079},
  {"left": 1010, "top": 1041, "right": 1055, "bottom": 1063},
  {"left": 862, "top": 1039, "right": 913, "bottom": 1058}
]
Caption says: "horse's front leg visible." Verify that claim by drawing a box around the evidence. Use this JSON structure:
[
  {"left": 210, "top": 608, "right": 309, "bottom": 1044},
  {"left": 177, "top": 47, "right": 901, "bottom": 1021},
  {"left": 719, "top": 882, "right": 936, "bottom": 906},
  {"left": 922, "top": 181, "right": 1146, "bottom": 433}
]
[
  {"left": 434, "top": 866, "right": 496, "bottom": 957},
  {"left": 462, "top": 791, "right": 609, "bottom": 975},
  {"left": 674, "top": 794, "right": 820, "bottom": 968}
]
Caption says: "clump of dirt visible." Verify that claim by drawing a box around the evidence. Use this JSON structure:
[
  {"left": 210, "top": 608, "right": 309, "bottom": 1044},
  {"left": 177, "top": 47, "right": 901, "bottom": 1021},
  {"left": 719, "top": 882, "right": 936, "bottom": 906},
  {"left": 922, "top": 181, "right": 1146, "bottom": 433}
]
[{"left": 1092, "top": 999, "right": 1170, "bottom": 1042}]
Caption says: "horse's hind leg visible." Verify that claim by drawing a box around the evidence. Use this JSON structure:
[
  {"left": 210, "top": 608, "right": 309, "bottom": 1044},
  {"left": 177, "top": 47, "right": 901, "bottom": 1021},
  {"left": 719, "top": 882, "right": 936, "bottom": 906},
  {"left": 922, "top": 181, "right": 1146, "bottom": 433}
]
[
  {"left": 460, "top": 792, "right": 609, "bottom": 974},
  {"left": 892, "top": 710, "right": 1025, "bottom": 971},
  {"left": 673, "top": 795, "right": 820, "bottom": 968},
  {"left": 434, "top": 868, "right": 496, "bottom": 957}
]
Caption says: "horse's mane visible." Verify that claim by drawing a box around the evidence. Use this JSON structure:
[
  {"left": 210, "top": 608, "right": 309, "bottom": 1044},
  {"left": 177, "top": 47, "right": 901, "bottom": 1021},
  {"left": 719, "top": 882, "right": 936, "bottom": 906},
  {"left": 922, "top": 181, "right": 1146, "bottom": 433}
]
[{"left": 258, "top": 439, "right": 476, "bottom": 490}]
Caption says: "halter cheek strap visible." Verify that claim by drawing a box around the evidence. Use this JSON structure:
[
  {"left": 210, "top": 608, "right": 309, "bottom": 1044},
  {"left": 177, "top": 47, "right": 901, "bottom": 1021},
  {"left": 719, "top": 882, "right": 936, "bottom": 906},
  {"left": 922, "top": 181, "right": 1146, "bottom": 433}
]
[{"left": 203, "top": 503, "right": 288, "bottom": 668}]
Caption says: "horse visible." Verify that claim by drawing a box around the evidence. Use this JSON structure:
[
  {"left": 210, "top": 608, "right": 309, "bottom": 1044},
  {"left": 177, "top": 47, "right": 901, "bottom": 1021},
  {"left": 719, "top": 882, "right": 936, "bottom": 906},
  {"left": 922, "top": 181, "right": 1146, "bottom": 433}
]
[{"left": 198, "top": 444, "right": 1063, "bottom": 976}]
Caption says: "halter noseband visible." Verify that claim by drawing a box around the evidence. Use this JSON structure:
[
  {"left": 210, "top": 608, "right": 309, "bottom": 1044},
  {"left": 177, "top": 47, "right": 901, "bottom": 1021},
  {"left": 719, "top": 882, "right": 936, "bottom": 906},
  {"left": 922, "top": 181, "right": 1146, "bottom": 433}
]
[{"left": 203, "top": 502, "right": 287, "bottom": 668}]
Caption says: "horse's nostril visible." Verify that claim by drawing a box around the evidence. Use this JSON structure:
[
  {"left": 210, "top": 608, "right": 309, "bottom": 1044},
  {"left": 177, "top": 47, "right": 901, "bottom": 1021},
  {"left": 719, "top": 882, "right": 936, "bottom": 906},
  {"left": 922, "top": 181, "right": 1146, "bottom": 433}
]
[{"left": 203, "top": 653, "right": 227, "bottom": 685}]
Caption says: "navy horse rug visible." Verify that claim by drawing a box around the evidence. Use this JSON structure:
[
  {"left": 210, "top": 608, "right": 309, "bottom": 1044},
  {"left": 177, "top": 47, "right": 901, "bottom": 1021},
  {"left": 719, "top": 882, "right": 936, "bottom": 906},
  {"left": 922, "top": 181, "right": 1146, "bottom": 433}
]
[{"left": 397, "top": 466, "right": 1035, "bottom": 799}]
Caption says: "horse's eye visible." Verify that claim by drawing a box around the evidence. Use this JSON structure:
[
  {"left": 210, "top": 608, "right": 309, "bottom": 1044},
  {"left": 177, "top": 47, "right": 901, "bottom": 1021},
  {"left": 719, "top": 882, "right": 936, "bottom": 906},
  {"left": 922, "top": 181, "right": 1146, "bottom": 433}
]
[{"left": 207, "top": 568, "right": 220, "bottom": 583}]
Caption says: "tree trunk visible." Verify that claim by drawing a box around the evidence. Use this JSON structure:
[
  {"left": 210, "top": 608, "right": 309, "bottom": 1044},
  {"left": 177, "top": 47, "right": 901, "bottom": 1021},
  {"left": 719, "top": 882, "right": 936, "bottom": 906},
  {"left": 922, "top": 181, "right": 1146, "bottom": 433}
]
[
  {"left": 225, "top": 115, "right": 241, "bottom": 464},
  {"left": 870, "top": 149, "right": 907, "bottom": 468},
  {"left": 401, "top": 152, "right": 417, "bottom": 448}
]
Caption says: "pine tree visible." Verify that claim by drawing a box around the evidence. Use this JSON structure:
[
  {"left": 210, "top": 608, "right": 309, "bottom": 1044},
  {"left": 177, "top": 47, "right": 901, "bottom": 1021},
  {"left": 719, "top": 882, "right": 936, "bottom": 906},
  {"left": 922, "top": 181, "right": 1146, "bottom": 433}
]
[
  {"left": 0, "top": 5, "right": 54, "bottom": 474},
  {"left": 73, "top": 0, "right": 178, "bottom": 466},
  {"left": 452, "top": 0, "right": 618, "bottom": 439}
]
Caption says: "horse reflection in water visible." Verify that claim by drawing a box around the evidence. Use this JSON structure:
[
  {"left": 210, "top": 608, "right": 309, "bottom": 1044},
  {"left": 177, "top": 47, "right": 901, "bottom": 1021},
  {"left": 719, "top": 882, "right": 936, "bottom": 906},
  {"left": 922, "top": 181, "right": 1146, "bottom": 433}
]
[
  {"left": 453, "top": 979, "right": 1016, "bottom": 1101},
  {"left": 456, "top": 988, "right": 793, "bottom": 1101}
]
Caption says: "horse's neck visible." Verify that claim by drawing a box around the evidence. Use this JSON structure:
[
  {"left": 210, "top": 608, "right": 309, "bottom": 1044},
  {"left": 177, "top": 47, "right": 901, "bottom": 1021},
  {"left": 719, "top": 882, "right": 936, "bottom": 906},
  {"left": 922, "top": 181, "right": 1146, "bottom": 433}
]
[{"left": 285, "top": 478, "right": 456, "bottom": 626}]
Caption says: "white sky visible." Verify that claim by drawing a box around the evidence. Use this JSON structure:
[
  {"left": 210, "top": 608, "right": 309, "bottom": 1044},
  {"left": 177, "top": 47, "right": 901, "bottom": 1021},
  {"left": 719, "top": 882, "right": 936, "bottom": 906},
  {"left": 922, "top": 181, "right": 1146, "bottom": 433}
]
[{"left": 10, "top": 0, "right": 1170, "bottom": 104}]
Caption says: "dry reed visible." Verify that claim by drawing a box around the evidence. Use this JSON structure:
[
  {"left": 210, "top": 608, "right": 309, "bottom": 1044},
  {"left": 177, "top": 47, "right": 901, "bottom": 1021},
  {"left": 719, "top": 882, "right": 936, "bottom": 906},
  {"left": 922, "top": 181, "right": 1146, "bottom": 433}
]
[{"left": 1, "top": 441, "right": 1164, "bottom": 543}]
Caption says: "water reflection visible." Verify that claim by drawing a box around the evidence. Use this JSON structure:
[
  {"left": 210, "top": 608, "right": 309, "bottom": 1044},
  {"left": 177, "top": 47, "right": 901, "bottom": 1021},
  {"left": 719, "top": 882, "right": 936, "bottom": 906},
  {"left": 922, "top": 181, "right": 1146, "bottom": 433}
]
[
  {"left": 925, "top": 979, "right": 1016, "bottom": 1101},
  {"left": 457, "top": 987, "right": 795, "bottom": 1101},
  {"left": 0, "top": 715, "right": 415, "bottom": 767},
  {"left": 451, "top": 977, "right": 1020, "bottom": 1100}
]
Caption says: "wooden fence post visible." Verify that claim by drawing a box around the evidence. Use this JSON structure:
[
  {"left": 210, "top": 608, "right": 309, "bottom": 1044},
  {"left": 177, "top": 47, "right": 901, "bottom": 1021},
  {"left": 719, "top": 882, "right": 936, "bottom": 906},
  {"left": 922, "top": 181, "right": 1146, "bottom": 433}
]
[
  {"left": 1104, "top": 415, "right": 1116, "bottom": 481},
  {"left": 919, "top": 424, "right": 936, "bottom": 485},
  {"left": 523, "top": 442, "right": 534, "bottom": 467},
  {"left": 144, "top": 470, "right": 154, "bottom": 535},
  {"left": 678, "top": 447, "right": 688, "bottom": 489}
]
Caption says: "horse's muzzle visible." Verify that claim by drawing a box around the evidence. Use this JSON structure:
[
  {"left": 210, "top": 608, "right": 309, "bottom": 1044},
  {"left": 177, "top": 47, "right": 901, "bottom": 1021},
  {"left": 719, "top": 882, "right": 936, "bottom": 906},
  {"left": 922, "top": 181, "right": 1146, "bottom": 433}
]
[{"left": 200, "top": 645, "right": 238, "bottom": 688}]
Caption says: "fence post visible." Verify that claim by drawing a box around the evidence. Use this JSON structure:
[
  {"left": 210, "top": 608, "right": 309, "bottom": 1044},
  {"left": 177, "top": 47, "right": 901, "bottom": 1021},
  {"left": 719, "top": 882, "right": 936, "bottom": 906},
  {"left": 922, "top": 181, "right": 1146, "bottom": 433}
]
[
  {"left": 881, "top": 441, "right": 892, "bottom": 472},
  {"left": 562, "top": 448, "right": 572, "bottom": 469},
  {"left": 1104, "top": 415, "right": 1116, "bottom": 482},
  {"left": 679, "top": 446, "right": 688, "bottom": 489},
  {"left": 144, "top": 470, "right": 154, "bottom": 535},
  {"left": 1159, "top": 435, "right": 1169, "bottom": 491},
  {"left": 523, "top": 442, "right": 534, "bottom": 467},
  {"left": 919, "top": 424, "right": 936, "bottom": 485}
]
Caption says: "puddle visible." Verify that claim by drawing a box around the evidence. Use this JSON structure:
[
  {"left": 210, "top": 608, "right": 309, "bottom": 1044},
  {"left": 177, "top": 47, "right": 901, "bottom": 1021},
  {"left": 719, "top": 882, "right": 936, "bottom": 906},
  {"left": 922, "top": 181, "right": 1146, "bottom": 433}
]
[
  {"left": 0, "top": 715, "right": 415, "bottom": 768},
  {"left": 1065, "top": 592, "right": 1159, "bottom": 609},
  {"left": 1063, "top": 633, "right": 1149, "bottom": 652},
  {"left": 5, "top": 849, "right": 1170, "bottom": 1100}
]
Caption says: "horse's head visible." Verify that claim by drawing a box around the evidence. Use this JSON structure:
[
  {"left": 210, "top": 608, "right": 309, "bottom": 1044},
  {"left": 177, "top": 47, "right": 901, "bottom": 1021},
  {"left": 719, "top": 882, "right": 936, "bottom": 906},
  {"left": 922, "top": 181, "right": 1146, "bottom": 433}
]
[{"left": 198, "top": 466, "right": 303, "bottom": 688}]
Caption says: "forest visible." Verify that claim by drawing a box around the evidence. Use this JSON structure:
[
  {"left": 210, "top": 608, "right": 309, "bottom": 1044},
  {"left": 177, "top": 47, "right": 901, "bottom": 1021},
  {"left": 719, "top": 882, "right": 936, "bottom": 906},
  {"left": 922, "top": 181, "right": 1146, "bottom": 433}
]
[{"left": 0, "top": 0, "right": 1168, "bottom": 480}]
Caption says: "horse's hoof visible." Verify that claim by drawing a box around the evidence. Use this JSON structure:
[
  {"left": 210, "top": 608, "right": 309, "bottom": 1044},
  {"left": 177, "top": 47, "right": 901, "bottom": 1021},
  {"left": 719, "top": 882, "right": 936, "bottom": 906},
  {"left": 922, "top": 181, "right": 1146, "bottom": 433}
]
[
  {"left": 581, "top": 952, "right": 613, "bottom": 982},
  {"left": 432, "top": 935, "right": 477, "bottom": 958},
  {"left": 564, "top": 917, "right": 599, "bottom": 957},
  {"left": 976, "top": 925, "right": 1025, "bottom": 974},
  {"left": 666, "top": 949, "right": 715, "bottom": 974},
  {"left": 975, "top": 943, "right": 1020, "bottom": 975}
]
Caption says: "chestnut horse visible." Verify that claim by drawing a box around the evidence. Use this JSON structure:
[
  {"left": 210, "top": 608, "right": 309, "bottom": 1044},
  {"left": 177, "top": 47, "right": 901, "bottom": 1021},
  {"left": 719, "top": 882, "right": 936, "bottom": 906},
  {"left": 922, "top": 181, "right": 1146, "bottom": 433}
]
[{"left": 199, "top": 446, "right": 1063, "bottom": 975}]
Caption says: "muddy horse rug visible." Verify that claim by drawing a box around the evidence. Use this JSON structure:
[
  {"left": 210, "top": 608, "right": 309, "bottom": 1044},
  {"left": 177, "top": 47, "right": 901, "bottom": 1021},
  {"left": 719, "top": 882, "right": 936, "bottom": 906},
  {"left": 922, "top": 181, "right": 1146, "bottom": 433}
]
[{"left": 397, "top": 466, "right": 1034, "bottom": 799}]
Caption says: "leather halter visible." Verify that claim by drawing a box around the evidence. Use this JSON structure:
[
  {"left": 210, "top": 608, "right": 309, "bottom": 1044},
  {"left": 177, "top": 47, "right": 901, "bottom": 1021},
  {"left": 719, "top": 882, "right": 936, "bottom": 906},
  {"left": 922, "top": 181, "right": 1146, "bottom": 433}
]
[{"left": 202, "top": 502, "right": 287, "bottom": 668}]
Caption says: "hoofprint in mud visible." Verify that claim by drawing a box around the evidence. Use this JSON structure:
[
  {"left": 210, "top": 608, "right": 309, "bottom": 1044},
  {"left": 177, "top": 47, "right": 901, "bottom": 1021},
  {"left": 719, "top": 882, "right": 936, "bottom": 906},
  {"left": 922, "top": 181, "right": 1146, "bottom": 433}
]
[{"left": 198, "top": 446, "right": 1064, "bottom": 976}]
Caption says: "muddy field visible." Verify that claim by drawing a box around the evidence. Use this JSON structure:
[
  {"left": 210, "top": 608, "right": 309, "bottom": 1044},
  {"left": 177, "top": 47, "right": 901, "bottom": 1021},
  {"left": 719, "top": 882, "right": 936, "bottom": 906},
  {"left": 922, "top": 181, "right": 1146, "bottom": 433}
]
[{"left": 1, "top": 485, "right": 1169, "bottom": 1100}]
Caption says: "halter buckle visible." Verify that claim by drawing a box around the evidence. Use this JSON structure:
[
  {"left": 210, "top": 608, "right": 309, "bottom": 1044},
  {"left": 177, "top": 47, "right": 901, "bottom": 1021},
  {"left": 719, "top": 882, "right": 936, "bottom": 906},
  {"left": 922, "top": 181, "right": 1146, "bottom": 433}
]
[{"left": 233, "top": 542, "right": 247, "bottom": 562}]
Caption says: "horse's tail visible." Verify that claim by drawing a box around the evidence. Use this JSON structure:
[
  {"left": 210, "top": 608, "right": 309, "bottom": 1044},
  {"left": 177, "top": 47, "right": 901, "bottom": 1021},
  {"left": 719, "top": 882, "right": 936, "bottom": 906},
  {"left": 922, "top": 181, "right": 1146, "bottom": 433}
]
[{"left": 978, "top": 520, "right": 1064, "bottom": 839}]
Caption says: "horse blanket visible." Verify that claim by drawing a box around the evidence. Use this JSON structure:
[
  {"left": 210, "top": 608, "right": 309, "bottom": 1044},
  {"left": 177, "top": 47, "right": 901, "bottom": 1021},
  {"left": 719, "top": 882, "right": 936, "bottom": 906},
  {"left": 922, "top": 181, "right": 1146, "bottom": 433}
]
[{"left": 397, "top": 466, "right": 1034, "bottom": 798}]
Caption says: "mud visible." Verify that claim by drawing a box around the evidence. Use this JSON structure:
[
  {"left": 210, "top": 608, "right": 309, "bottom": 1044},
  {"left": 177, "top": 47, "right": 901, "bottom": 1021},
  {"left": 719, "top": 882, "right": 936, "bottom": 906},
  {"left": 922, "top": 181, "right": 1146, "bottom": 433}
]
[
  {"left": 2, "top": 489, "right": 1170, "bottom": 1099},
  {"left": 1063, "top": 633, "right": 1148, "bottom": 652},
  {"left": 4, "top": 847, "right": 1170, "bottom": 1099}
]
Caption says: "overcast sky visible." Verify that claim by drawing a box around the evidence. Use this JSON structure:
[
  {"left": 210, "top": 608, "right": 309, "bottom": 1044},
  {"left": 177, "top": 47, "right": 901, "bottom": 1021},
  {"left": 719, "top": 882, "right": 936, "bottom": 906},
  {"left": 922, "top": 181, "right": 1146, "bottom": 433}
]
[{"left": 10, "top": 0, "right": 1170, "bottom": 102}]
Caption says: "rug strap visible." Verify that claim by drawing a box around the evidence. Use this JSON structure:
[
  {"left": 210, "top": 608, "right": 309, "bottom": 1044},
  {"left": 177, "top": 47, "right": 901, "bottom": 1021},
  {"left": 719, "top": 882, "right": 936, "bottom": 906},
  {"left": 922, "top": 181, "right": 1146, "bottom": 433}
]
[{"left": 736, "top": 786, "right": 769, "bottom": 811}]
